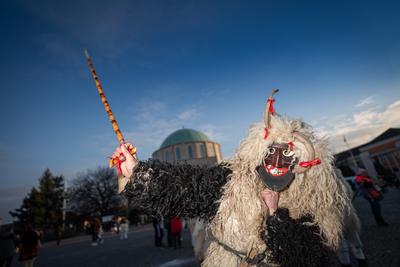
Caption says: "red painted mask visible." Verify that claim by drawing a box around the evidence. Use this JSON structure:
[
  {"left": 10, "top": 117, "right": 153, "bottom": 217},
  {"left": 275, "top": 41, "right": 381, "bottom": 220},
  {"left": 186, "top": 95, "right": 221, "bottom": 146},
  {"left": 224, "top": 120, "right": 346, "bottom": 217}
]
[{"left": 257, "top": 142, "right": 298, "bottom": 191}]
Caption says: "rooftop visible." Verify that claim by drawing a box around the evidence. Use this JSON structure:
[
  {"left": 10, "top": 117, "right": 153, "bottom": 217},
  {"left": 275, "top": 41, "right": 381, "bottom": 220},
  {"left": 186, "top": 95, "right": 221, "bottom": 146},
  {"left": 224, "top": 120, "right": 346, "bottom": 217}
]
[
  {"left": 335, "top": 128, "right": 400, "bottom": 161},
  {"left": 160, "top": 128, "right": 212, "bottom": 149}
]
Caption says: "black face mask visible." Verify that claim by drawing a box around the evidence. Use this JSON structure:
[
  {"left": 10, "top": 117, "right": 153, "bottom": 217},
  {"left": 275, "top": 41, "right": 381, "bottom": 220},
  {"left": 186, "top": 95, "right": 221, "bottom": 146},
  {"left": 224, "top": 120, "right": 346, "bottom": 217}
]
[{"left": 257, "top": 142, "right": 298, "bottom": 192}]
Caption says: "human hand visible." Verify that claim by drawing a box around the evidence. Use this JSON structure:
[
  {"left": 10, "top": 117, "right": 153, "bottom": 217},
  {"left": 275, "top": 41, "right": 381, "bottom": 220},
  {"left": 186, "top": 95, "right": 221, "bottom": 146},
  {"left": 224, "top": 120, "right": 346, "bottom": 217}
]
[
  {"left": 260, "top": 188, "right": 279, "bottom": 215},
  {"left": 112, "top": 142, "right": 138, "bottom": 178}
]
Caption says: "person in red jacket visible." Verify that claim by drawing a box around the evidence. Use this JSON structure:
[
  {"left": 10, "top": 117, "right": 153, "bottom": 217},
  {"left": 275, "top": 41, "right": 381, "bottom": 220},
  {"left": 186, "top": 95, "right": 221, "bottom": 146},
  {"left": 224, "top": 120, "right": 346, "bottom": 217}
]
[
  {"left": 355, "top": 169, "right": 388, "bottom": 226},
  {"left": 170, "top": 216, "right": 182, "bottom": 249}
]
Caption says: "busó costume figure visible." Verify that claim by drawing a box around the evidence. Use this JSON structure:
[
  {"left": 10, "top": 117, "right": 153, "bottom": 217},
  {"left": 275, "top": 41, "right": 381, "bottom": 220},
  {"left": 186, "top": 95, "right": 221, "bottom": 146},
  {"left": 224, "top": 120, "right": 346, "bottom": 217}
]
[{"left": 114, "top": 90, "right": 352, "bottom": 267}]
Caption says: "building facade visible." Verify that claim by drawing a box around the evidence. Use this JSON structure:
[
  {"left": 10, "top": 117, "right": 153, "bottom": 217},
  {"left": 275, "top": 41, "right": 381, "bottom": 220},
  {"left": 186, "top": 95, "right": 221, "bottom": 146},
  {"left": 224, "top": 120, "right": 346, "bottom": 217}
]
[
  {"left": 335, "top": 128, "right": 400, "bottom": 178},
  {"left": 152, "top": 128, "right": 222, "bottom": 166}
]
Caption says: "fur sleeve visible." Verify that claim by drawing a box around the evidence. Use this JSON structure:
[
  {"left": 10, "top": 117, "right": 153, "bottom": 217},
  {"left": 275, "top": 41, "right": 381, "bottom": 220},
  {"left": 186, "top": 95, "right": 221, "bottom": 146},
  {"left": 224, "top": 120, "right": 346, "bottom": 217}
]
[
  {"left": 121, "top": 160, "right": 231, "bottom": 220},
  {"left": 261, "top": 208, "right": 329, "bottom": 267}
]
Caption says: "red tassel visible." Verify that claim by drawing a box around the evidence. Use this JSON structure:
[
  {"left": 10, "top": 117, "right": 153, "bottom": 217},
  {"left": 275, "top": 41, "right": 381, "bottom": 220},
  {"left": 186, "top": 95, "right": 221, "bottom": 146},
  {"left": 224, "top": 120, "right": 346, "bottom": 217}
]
[
  {"left": 264, "top": 128, "right": 269, "bottom": 140},
  {"left": 264, "top": 97, "right": 275, "bottom": 141},
  {"left": 299, "top": 158, "right": 321, "bottom": 168},
  {"left": 116, "top": 163, "right": 122, "bottom": 175},
  {"left": 288, "top": 141, "right": 294, "bottom": 150},
  {"left": 112, "top": 152, "right": 126, "bottom": 175},
  {"left": 267, "top": 98, "right": 275, "bottom": 114},
  {"left": 113, "top": 157, "right": 122, "bottom": 174}
]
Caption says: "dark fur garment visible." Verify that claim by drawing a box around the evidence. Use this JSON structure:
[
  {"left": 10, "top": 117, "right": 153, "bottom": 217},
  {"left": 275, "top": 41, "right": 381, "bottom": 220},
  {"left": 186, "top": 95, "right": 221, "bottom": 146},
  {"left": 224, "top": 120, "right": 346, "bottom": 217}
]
[
  {"left": 261, "top": 208, "right": 329, "bottom": 267},
  {"left": 121, "top": 160, "right": 232, "bottom": 220}
]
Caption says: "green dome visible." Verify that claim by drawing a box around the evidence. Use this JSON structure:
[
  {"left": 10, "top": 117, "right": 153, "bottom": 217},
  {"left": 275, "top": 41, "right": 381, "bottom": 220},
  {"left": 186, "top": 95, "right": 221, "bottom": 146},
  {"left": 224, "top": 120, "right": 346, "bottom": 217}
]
[{"left": 160, "top": 128, "right": 211, "bottom": 149}]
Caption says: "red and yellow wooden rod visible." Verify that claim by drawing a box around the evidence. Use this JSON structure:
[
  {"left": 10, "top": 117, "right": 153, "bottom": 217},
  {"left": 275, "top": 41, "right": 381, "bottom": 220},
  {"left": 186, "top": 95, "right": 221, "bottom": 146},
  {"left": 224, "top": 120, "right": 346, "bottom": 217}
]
[{"left": 84, "top": 49, "right": 136, "bottom": 169}]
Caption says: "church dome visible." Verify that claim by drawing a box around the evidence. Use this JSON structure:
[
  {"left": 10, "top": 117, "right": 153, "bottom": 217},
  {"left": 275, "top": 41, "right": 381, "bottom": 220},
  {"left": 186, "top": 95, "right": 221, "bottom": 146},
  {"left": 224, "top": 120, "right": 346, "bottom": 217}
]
[
  {"left": 153, "top": 128, "right": 222, "bottom": 166},
  {"left": 160, "top": 128, "right": 211, "bottom": 149}
]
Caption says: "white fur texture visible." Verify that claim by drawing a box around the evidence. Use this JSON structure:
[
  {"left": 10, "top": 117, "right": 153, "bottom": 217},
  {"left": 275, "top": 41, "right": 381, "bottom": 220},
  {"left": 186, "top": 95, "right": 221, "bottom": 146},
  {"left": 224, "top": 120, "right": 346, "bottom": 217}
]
[{"left": 203, "top": 116, "right": 351, "bottom": 266}]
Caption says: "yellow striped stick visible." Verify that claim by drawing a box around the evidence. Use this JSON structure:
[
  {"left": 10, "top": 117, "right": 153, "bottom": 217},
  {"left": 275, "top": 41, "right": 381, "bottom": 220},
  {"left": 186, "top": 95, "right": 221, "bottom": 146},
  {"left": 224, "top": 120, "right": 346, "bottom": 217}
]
[{"left": 84, "top": 49, "right": 136, "bottom": 169}]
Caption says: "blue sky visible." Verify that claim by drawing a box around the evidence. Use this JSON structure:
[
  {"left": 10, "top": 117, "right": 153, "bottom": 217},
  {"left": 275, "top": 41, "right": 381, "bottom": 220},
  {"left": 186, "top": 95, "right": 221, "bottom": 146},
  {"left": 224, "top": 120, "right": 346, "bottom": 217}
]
[{"left": 1, "top": 0, "right": 400, "bottom": 221}]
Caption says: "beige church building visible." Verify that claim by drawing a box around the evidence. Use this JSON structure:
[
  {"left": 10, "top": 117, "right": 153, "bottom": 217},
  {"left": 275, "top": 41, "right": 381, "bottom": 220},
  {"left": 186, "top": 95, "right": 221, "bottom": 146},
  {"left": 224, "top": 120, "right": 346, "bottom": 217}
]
[{"left": 152, "top": 128, "right": 222, "bottom": 166}]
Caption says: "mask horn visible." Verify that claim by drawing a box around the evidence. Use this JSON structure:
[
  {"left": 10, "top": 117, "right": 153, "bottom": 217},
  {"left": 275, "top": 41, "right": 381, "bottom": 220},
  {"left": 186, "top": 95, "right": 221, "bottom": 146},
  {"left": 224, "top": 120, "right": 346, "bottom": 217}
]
[
  {"left": 292, "top": 131, "right": 316, "bottom": 174},
  {"left": 264, "top": 88, "right": 279, "bottom": 130}
]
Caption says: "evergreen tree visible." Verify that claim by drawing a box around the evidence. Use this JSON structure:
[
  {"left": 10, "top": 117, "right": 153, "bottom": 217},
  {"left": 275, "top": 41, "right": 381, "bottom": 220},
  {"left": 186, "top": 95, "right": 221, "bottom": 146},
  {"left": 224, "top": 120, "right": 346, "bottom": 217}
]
[
  {"left": 36, "top": 169, "right": 64, "bottom": 230},
  {"left": 9, "top": 187, "right": 40, "bottom": 225},
  {"left": 10, "top": 168, "right": 65, "bottom": 234}
]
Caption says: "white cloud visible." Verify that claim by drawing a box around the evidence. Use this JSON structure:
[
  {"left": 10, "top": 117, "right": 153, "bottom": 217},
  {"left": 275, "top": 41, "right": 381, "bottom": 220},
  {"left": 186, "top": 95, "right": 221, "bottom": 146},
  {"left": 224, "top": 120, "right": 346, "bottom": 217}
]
[
  {"left": 314, "top": 99, "right": 400, "bottom": 153},
  {"left": 352, "top": 110, "right": 380, "bottom": 126},
  {"left": 382, "top": 101, "right": 400, "bottom": 125},
  {"left": 198, "top": 123, "right": 224, "bottom": 142},
  {"left": 355, "top": 96, "right": 375, "bottom": 108}
]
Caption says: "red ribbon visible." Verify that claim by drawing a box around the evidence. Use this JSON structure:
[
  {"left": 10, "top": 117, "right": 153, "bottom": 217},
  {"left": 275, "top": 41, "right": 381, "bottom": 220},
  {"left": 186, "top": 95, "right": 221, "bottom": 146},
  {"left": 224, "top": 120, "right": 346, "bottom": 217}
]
[
  {"left": 114, "top": 158, "right": 122, "bottom": 174},
  {"left": 264, "top": 98, "right": 275, "bottom": 140},
  {"left": 299, "top": 158, "right": 321, "bottom": 168},
  {"left": 112, "top": 153, "right": 126, "bottom": 175},
  {"left": 288, "top": 141, "right": 294, "bottom": 150},
  {"left": 264, "top": 98, "right": 275, "bottom": 141},
  {"left": 267, "top": 98, "right": 275, "bottom": 114}
]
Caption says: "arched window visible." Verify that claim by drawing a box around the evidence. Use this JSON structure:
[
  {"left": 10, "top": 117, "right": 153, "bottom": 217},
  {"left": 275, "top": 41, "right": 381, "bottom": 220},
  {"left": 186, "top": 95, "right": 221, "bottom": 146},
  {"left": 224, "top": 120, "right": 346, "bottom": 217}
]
[
  {"left": 200, "top": 144, "right": 206, "bottom": 158},
  {"left": 175, "top": 147, "right": 181, "bottom": 160},
  {"left": 188, "top": 145, "right": 194, "bottom": 159}
]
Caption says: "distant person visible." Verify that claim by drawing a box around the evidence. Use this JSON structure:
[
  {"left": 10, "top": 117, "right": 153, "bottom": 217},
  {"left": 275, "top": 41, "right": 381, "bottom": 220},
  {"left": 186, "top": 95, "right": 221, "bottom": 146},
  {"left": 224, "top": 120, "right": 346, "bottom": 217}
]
[
  {"left": 55, "top": 225, "right": 62, "bottom": 246},
  {"left": 97, "top": 224, "right": 104, "bottom": 245},
  {"left": 164, "top": 217, "right": 172, "bottom": 247},
  {"left": 152, "top": 217, "right": 164, "bottom": 247},
  {"left": 159, "top": 216, "right": 164, "bottom": 246},
  {"left": 373, "top": 160, "right": 399, "bottom": 188},
  {"left": 139, "top": 214, "right": 146, "bottom": 227},
  {"left": 18, "top": 224, "right": 40, "bottom": 267},
  {"left": 335, "top": 169, "right": 368, "bottom": 267},
  {"left": 355, "top": 169, "right": 388, "bottom": 226},
  {"left": 91, "top": 218, "right": 102, "bottom": 246},
  {"left": 0, "top": 219, "right": 15, "bottom": 267},
  {"left": 111, "top": 217, "right": 119, "bottom": 234},
  {"left": 83, "top": 219, "right": 90, "bottom": 234},
  {"left": 170, "top": 216, "right": 182, "bottom": 249},
  {"left": 119, "top": 218, "right": 129, "bottom": 240}
]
